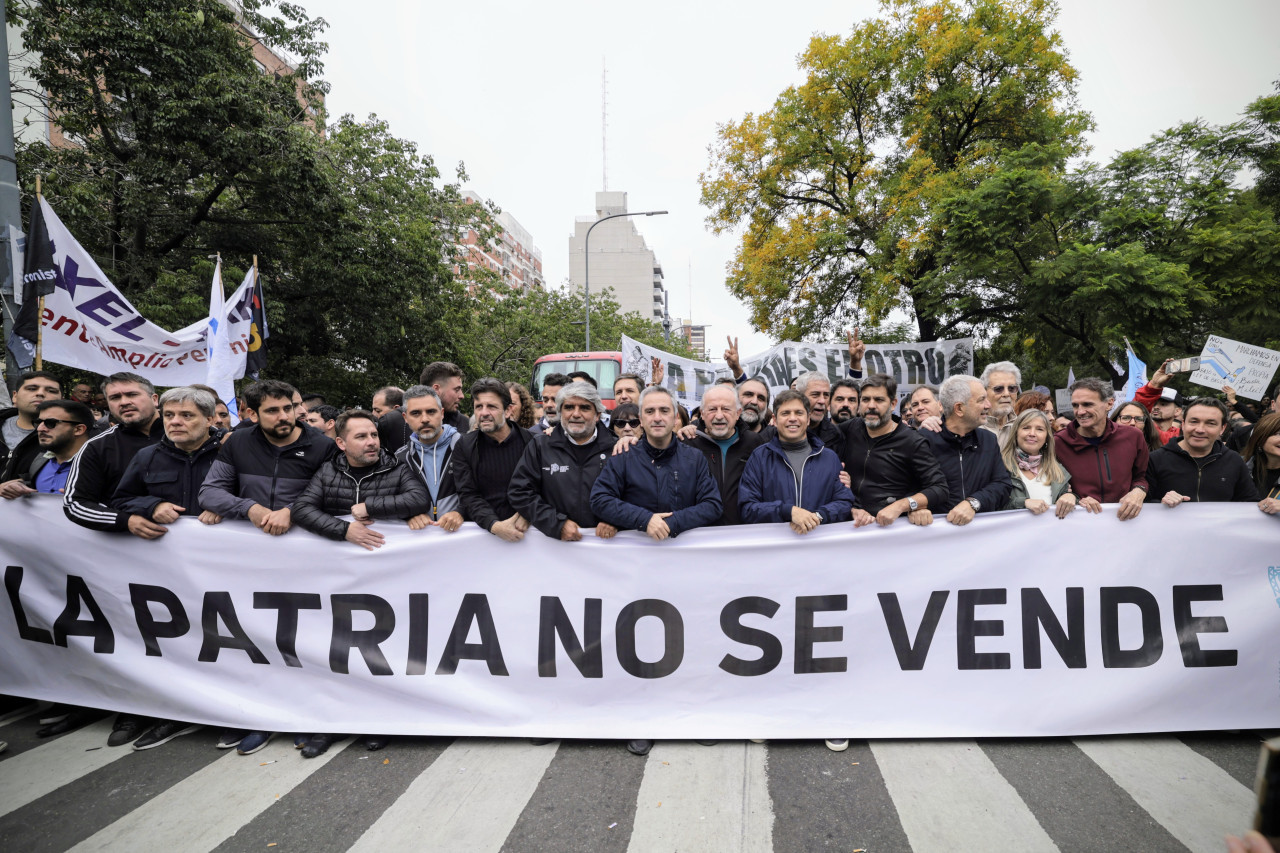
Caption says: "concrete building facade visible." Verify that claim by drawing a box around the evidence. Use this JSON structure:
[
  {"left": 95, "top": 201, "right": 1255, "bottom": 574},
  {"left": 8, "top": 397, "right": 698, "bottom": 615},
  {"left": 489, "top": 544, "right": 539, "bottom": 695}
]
[
  {"left": 568, "top": 191, "right": 667, "bottom": 326},
  {"left": 459, "top": 190, "right": 544, "bottom": 292}
]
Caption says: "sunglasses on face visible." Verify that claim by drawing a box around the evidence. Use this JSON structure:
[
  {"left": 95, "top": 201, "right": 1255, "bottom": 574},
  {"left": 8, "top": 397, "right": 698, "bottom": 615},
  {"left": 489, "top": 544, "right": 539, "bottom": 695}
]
[
  {"left": 36, "top": 417, "right": 81, "bottom": 429},
  {"left": 990, "top": 385, "right": 1019, "bottom": 394},
  {"left": 613, "top": 418, "right": 641, "bottom": 429}
]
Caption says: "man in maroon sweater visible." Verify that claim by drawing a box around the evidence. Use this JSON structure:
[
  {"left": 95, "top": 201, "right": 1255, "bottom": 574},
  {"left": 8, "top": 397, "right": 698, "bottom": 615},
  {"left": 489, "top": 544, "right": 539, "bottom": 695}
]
[{"left": 1055, "top": 378, "right": 1150, "bottom": 521}]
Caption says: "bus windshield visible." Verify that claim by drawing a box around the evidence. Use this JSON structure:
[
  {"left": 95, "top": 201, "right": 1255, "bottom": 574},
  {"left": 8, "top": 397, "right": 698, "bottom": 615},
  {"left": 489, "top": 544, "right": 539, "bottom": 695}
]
[{"left": 531, "top": 358, "right": 621, "bottom": 401}]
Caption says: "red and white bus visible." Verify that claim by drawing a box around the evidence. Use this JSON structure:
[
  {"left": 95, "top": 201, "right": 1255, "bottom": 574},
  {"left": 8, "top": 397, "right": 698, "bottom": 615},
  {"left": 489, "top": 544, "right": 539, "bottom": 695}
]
[{"left": 530, "top": 351, "right": 623, "bottom": 410}]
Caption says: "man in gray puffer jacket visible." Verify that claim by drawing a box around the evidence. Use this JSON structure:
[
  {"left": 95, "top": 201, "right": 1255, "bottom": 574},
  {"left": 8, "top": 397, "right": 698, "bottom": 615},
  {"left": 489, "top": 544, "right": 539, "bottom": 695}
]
[{"left": 293, "top": 409, "right": 431, "bottom": 550}]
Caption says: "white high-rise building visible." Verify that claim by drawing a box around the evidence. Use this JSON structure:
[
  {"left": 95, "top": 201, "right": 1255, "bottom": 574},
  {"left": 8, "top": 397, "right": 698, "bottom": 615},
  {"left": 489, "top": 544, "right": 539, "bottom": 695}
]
[{"left": 568, "top": 192, "right": 667, "bottom": 326}]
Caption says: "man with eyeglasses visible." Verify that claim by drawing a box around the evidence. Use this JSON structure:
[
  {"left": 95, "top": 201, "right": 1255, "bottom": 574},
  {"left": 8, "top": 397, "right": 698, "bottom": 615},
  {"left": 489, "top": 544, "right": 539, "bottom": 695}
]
[
  {"left": 0, "top": 399, "right": 93, "bottom": 497},
  {"left": 533, "top": 372, "right": 570, "bottom": 434},
  {"left": 980, "top": 361, "right": 1022, "bottom": 434}
]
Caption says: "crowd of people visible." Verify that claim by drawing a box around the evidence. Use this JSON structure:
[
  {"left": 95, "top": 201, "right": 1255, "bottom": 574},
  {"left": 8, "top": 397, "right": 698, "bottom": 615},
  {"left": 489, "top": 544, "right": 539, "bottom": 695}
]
[{"left": 1, "top": 340, "right": 1277, "bottom": 759}]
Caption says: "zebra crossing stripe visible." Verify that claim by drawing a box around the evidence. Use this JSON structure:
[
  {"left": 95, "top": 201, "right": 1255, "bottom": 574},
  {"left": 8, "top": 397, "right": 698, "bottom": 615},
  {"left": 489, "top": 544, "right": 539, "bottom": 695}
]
[
  {"left": 65, "top": 736, "right": 349, "bottom": 853},
  {"left": 626, "top": 741, "right": 773, "bottom": 853},
  {"left": 347, "top": 738, "right": 557, "bottom": 853},
  {"left": 0, "top": 719, "right": 131, "bottom": 818},
  {"left": 871, "top": 740, "right": 1060, "bottom": 853},
  {"left": 1074, "top": 736, "right": 1255, "bottom": 853}
]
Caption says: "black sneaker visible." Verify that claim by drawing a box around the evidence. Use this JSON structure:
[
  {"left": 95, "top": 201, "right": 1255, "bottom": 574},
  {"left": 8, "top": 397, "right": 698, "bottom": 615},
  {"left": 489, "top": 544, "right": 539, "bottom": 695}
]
[
  {"left": 300, "top": 733, "right": 335, "bottom": 759},
  {"left": 626, "top": 739, "right": 653, "bottom": 756},
  {"left": 133, "top": 721, "right": 202, "bottom": 750},
  {"left": 364, "top": 735, "right": 391, "bottom": 751},
  {"left": 107, "top": 715, "right": 149, "bottom": 747},
  {"left": 217, "top": 730, "right": 246, "bottom": 749}
]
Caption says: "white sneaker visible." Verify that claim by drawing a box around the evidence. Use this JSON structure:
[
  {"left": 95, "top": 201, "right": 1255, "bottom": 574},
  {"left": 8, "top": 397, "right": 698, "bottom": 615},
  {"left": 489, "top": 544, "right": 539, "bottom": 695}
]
[{"left": 824, "top": 738, "right": 848, "bottom": 752}]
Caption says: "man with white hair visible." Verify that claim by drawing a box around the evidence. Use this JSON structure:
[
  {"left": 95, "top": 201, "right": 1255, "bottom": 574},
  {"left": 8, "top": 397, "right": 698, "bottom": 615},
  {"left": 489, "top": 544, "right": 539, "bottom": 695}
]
[
  {"left": 508, "top": 381, "right": 620, "bottom": 540},
  {"left": 980, "top": 361, "right": 1022, "bottom": 434},
  {"left": 919, "top": 375, "right": 1012, "bottom": 526},
  {"left": 684, "top": 384, "right": 765, "bottom": 524}
]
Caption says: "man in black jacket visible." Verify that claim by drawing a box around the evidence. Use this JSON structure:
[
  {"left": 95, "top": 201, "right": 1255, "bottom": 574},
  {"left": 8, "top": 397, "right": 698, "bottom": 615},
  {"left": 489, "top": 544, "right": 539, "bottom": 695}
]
[
  {"left": 683, "top": 384, "right": 764, "bottom": 525},
  {"left": 64, "top": 372, "right": 165, "bottom": 535},
  {"left": 113, "top": 387, "right": 225, "bottom": 538},
  {"left": 450, "top": 378, "right": 534, "bottom": 541},
  {"left": 197, "top": 379, "right": 336, "bottom": 756},
  {"left": 293, "top": 409, "right": 430, "bottom": 549},
  {"left": 198, "top": 379, "right": 337, "bottom": 538},
  {"left": 1146, "top": 398, "right": 1258, "bottom": 506},
  {"left": 919, "top": 375, "right": 1013, "bottom": 525},
  {"left": 839, "top": 374, "right": 949, "bottom": 528},
  {"left": 59, "top": 373, "right": 165, "bottom": 748},
  {"left": 509, "top": 380, "right": 619, "bottom": 540},
  {"left": 421, "top": 361, "right": 470, "bottom": 434},
  {"left": 0, "top": 370, "right": 61, "bottom": 474},
  {"left": 106, "top": 386, "right": 226, "bottom": 752},
  {"left": 1, "top": 399, "right": 92, "bottom": 497}
]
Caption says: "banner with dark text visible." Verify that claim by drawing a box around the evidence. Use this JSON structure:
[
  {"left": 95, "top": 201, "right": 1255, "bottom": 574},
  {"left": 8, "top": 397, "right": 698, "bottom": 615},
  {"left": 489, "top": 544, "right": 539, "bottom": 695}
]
[
  {"left": 1, "top": 498, "right": 1277, "bottom": 738},
  {"left": 622, "top": 334, "right": 974, "bottom": 409}
]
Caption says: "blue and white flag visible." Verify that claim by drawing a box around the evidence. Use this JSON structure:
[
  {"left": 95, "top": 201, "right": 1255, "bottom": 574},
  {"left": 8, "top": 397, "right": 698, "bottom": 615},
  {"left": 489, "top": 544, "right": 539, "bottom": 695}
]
[
  {"left": 1119, "top": 340, "right": 1147, "bottom": 405},
  {"left": 206, "top": 260, "right": 240, "bottom": 425}
]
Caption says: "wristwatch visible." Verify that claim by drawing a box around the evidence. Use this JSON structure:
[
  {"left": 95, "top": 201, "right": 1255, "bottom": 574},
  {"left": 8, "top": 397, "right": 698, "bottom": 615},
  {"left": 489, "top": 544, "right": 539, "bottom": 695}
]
[
  {"left": 966, "top": 497, "right": 981, "bottom": 512},
  {"left": 907, "top": 497, "right": 919, "bottom": 512}
]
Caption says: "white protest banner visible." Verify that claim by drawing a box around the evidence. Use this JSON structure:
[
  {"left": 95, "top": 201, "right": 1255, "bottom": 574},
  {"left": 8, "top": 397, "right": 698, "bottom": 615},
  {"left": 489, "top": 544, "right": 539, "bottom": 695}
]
[
  {"left": 1189, "top": 334, "right": 1280, "bottom": 401},
  {"left": 621, "top": 335, "right": 975, "bottom": 409},
  {"left": 3, "top": 497, "right": 1277, "bottom": 738},
  {"left": 35, "top": 198, "right": 257, "bottom": 385}
]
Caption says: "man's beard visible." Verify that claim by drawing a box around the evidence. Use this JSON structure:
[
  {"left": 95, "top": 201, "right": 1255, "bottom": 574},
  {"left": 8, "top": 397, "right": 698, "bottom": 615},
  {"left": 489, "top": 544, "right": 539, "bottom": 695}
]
[
  {"left": 865, "top": 411, "right": 888, "bottom": 429},
  {"left": 740, "top": 407, "right": 762, "bottom": 426},
  {"left": 832, "top": 408, "right": 855, "bottom": 423}
]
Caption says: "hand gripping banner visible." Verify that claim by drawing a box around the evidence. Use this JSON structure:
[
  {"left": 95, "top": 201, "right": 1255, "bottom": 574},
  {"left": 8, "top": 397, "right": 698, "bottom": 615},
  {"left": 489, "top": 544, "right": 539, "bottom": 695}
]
[{"left": 1, "top": 497, "right": 1277, "bottom": 738}]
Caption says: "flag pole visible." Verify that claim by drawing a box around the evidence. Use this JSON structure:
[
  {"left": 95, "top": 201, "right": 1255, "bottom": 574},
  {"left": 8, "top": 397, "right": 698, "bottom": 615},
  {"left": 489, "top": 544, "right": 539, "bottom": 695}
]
[{"left": 34, "top": 175, "right": 42, "bottom": 370}]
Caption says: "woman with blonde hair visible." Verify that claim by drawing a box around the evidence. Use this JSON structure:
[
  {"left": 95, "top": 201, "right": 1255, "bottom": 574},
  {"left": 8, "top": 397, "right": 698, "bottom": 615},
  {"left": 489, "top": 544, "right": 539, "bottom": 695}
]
[{"left": 1002, "top": 409, "right": 1076, "bottom": 517}]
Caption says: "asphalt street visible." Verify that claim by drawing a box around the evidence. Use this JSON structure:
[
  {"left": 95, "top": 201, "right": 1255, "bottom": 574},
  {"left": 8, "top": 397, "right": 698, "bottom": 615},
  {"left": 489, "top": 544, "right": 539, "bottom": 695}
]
[{"left": 0, "top": 701, "right": 1270, "bottom": 852}]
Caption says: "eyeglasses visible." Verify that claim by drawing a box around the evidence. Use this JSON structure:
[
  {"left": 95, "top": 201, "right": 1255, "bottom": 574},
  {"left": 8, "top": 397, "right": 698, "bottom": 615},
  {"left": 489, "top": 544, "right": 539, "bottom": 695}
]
[
  {"left": 36, "top": 417, "right": 81, "bottom": 429},
  {"left": 990, "top": 385, "right": 1019, "bottom": 394},
  {"left": 1117, "top": 414, "right": 1147, "bottom": 423},
  {"left": 613, "top": 418, "right": 641, "bottom": 429}
]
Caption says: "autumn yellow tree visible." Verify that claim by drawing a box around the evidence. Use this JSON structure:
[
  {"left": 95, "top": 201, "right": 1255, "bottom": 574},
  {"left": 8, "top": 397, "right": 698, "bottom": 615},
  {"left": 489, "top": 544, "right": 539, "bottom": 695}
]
[{"left": 700, "top": 0, "right": 1090, "bottom": 341}]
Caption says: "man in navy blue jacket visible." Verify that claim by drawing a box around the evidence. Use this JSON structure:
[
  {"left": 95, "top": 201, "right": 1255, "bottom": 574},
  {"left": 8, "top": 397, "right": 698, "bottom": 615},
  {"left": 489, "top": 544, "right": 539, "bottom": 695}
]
[
  {"left": 590, "top": 386, "right": 722, "bottom": 542},
  {"left": 919, "top": 375, "right": 1013, "bottom": 526},
  {"left": 739, "top": 390, "right": 854, "bottom": 531}
]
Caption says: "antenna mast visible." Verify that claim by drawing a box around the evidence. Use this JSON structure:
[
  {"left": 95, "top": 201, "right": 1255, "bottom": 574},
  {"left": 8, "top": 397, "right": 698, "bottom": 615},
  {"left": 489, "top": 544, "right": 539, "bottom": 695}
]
[{"left": 601, "top": 58, "right": 608, "bottom": 190}]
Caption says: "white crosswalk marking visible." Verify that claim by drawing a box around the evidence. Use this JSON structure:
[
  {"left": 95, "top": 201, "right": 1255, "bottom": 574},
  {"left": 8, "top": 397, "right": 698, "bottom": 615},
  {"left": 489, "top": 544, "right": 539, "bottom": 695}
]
[
  {"left": 626, "top": 741, "right": 773, "bottom": 853},
  {"left": 347, "top": 738, "right": 557, "bottom": 853},
  {"left": 0, "top": 718, "right": 132, "bottom": 818},
  {"left": 871, "top": 740, "right": 1060, "bottom": 853},
  {"left": 1074, "top": 736, "right": 1256, "bottom": 853},
  {"left": 66, "top": 736, "right": 349, "bottom": 853}
]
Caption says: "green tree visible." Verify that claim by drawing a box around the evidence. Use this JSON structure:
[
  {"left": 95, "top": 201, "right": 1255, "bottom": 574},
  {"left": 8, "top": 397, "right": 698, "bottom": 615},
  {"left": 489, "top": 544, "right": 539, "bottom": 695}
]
[
  {"left": 264, "top": 115, "right": 482, "bottom": 403},
  {"left": 700, "top": 0, "right": 1088, "bottom": 341},
  {"left": 14, "top": 0, "right": 330, "bottom": 299},
  {"left": 456, "top": 286, "right": 693, "bottom": 387},
  {"left": 934, "top": 99, "right": 1280, "bottom": 383}
]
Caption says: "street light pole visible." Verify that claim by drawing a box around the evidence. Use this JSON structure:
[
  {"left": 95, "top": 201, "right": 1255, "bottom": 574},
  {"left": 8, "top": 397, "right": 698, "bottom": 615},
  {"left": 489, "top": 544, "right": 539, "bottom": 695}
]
[{"left": 583, "top": 209, "right": 667, "bottom": 352}]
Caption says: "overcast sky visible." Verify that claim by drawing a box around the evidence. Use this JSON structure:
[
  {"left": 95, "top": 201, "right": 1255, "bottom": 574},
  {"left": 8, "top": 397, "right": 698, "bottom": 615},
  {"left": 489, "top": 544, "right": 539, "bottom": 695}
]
[{"left": 294, "top": 0, "right": 1279, "bottom": 357}]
